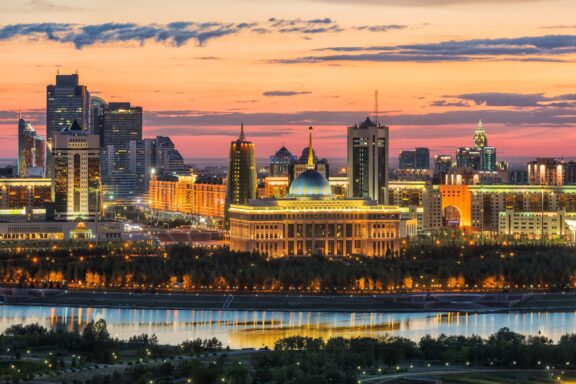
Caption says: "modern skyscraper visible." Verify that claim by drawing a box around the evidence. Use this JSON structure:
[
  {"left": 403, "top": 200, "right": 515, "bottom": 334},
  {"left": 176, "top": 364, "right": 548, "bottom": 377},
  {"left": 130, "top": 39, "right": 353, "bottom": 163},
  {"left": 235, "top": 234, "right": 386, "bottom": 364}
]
[
  {"left": 414, "top": 148, "right": 430, "bottom": 169},
  {"left": 52, "top": 120, "right": 100, "bottom": 221},
  {"left": 434, "top": 155, "right": 452, "bottom": 177},
  {"left": 473, "top": 119, "right": 488, "bottom": 149},
  {"left": 225, "top": 124, "right": 257, "bottom": 224},
  {"left": 269, "top": 145, "right": 296, "bottom": 177},
  {"left": 100, "top": 102, "right": 143, "bottom": 201},
  {"left": 46, "top": 74, "right": 91, "bottom": 178},
  {"left": 398, "top": 150, "right": 415, "bottom": 170},
  {"left": 18, "top": 115, "right": 45, "bottom": 177},
  {"left": 46, "top": 74, "right": 91, "bottom": 138},
  {"left": 347, "top": 117, "right": 389, "bottom": 204},
  {"left": 90, "top": 96, "right": 107, "bottom": 137},
  {"left": 399, "top": 148, "right": 430, "bottom": 170},
  {"left": 456, "top": 147, "right": 482, "bottom": 170},
  {"left": 481, "top": 146, "right": 497, "bottom": 171}
]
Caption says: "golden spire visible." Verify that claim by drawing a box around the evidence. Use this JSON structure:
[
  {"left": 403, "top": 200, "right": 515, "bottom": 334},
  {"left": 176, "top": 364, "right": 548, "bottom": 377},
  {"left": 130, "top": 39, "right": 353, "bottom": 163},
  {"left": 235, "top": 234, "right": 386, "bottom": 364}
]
[{"left": 307, "top": 126, "right": 314, "bottom": 170}]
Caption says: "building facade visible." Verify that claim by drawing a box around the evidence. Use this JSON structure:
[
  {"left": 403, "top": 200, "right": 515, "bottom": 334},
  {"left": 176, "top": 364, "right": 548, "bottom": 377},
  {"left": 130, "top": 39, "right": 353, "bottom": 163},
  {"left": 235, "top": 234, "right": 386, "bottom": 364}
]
[
  {"left": 269, "top": 146, "right": 296, "bottom": 177},
  {"left": 149, "top": 175, "right": 226, "bottom": 219},
  {"left": 100, "top": 102, "right": 143, "bottom": 201},
  {"left": 528, "top": 158, "right": 564, "bottom": 186},
  {"left": 51, "top": 121, "right": 100, "bottom": 221},
  {"left": 18, "top": 115, "right": 45, "bottom": 177},
  {"left": 347, "top": 117, "right": 389, "bottom": 204},
  {"left": 230, "top": 128, "right": 412, "bottom": 257},
  {"left": 225, "top": 124, "right": 257, "bottom": 224},
  {"left": 0, "top": 178, "right": 51, "bottom": 221}
]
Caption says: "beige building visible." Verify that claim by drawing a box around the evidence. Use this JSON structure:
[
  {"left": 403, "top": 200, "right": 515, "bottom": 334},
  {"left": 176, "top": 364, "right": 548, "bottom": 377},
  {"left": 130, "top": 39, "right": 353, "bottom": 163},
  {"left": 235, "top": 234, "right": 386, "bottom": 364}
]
[{"left": 229, "top": 129, "right": 412, "bottom": 258}]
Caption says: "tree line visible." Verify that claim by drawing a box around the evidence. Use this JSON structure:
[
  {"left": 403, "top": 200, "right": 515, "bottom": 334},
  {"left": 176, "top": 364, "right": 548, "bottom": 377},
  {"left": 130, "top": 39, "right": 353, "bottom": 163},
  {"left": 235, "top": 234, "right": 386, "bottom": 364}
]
[{"left": 0, "top": 240, "right": 575, "bottom": 292}]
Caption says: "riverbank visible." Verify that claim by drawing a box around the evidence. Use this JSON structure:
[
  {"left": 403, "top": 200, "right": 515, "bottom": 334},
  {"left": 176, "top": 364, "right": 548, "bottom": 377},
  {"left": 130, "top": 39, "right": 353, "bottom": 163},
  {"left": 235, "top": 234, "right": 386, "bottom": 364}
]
[{"left": 4, "top": 289, "right": 576, "bottom": 312}]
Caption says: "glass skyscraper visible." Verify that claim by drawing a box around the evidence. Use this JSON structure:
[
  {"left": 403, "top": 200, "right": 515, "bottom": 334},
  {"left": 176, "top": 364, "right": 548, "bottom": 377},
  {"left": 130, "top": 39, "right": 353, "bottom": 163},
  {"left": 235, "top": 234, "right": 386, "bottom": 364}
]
[{"left": 18, "top": 115, "right": 45, "bottom": 177}]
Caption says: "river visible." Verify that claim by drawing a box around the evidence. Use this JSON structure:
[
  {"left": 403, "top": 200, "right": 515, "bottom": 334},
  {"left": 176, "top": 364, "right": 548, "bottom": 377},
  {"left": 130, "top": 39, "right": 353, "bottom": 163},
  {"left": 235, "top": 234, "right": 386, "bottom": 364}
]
[{"left": 1, "top": 305, "right": 575, "bottom": 348}]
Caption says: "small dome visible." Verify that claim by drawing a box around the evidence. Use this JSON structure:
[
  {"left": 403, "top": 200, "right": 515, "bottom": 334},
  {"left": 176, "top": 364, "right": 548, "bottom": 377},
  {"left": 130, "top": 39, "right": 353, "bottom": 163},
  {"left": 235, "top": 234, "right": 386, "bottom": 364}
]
[
  {"left": 359, "top": 116, "right": 377, "bottom": 129},
  {"left": 288, "top": 169, "right": 332, "bottom": 198}
]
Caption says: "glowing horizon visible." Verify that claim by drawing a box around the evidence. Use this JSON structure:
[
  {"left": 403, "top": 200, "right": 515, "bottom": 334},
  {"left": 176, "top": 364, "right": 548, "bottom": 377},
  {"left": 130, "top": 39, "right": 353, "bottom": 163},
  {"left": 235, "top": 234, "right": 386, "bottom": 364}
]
[{"left": 2, "top": 0, "right": 576, "bottom": 160}]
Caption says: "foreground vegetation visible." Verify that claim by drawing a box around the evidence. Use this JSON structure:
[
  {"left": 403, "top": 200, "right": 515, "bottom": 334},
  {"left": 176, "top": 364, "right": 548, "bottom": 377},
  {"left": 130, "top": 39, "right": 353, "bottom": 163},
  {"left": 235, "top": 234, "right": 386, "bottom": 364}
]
[
  {"left": 4, "top": 321, "right": 576, "bottom": 383},
  {"left": 1, "top": 236, "right": 576, "bottom": 292}
]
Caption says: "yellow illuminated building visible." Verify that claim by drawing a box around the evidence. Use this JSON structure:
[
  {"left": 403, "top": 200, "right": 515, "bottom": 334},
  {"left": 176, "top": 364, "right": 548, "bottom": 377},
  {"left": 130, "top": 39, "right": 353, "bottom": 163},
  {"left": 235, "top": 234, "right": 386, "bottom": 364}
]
[
  {"left": 149, "top": 175, "right": 226, "bottom": 219},
  {"left": 229, "top": 128, "right": 413, "bottom": 258}
]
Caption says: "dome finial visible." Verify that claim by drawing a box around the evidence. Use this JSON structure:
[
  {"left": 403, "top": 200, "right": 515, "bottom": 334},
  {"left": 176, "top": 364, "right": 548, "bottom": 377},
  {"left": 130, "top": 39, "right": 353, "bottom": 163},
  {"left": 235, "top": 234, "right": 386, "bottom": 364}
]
[{"left": 307, "top": 126, "right": 314, "bottom": 170}]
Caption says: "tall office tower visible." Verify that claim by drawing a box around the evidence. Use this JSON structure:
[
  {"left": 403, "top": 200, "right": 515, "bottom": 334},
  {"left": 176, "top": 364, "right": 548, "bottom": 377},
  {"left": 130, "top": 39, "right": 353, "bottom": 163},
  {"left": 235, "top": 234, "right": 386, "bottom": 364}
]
[
  {"left": 52, "top": 121, "right": 100, "bottom": 221},
  {"left": 225, "top": 124, "right": 257, "bottom": 224},
  {"left": 434, "top": 155, "right": 453, "bottom": 173},
  {"left": 347, "top": 117, "right": 389, "bottom": 204},
  {"left": 154, "top": 136, "right": 188, "bottom": 176},
  {"left": 456, "top": 147, "right": 481, "bottom": 170},
  {"left": 18, "top": 115, "right": 46, "bottom": 177},
  {"left": 481, "top": 146, "right": 497, "bottom": 171},
  {"left": 100, "top": 102, "right": 143, "bottom": 201},
  {"left": 91, "top": 96, "right": 107, "bottom": 137},
  {"left": 527, "top": 158, "right": 565, "bottom": 186},
  {"left": 46, "top": 74, "right": 91, "bottom": 177},
  {"left": 473, "top": 119, "right": 488, "bottom": 149},
  {"left": 398, "top": 150, "right": 415, "bottom": 169},
  {"left": 399, "top": 147, "right": 430, "bottom": 170},
  {"left": 269, "top": 145, "right": 296, "bottom": 177},
  {"left": 414, "top": 148, "right": 430, "bottom": 169}
]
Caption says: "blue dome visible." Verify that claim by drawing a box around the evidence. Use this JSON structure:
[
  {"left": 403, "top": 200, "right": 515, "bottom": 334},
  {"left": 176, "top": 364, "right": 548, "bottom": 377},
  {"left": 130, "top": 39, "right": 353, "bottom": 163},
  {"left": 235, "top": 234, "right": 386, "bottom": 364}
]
[{"left": 288, "top": 169, "right": 332, "bottom": 198}]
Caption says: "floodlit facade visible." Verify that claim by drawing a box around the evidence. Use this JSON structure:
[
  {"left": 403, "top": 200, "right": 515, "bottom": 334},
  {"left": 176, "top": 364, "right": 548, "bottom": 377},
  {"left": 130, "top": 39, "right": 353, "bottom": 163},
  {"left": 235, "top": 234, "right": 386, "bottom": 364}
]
[
  {"left": 0, "top": 221, "right": 123, "bottom": 242},
  {"left": 0, "top": 178, "right": 52, "bottom": 221},
  {"left": 498, "top": 209, "right": 576, "bottom": 240},
  {"left": 528, "top": 158, "right": 565, "bottom": 186},
  {"left": 149, "top": 175, "right": 226, "bottom": 219},
  {"left": 51, "top": 121, "right": 101, "bottom": 221},
  {"left": 230, "top": 128, "right": 412, "bottom": 257}
]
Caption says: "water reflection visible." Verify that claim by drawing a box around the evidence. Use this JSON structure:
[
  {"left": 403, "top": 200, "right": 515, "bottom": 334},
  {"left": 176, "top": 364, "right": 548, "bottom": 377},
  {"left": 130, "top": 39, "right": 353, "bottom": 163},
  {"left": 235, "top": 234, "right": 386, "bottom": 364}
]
[{"left": 0, "top": 305, "right": 575, "bottom": 349}]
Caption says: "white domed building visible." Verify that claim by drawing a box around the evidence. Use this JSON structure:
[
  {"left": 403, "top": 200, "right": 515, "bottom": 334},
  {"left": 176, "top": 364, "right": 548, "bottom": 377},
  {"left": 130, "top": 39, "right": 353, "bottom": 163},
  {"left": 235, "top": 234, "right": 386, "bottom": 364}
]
[{"left": 229, "top": 128, "right": 415, "bottom": 258}]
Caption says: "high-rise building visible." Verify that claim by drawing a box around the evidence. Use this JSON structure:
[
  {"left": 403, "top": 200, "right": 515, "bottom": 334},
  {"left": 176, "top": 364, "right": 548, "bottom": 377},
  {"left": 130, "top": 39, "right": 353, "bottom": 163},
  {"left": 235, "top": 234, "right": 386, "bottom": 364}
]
[
  {"left": 46, "top": 74, "right": 91, "bottom": 178},
  {"left": 399, "top": 148, "right": 430, "bottom": 170},
  {"left": 434, "top": 155, "right": 453, "bottom": 177},
  {"left": 527, "top": 158, "right": 564, "bottom": 186},
  {"left": 90, "top": 96, "right": 107, "bottom": 137},
  {"left": 473, "top": 119, "right": 488, "bottom": 149},
  {"left": 398, "top": 150, "right": 415, "bottom": 170},
  {"left": 269, "top": 145, "right": 296, "bottom": 177},
  {"left": 46, "top": 73, "right": 91, "bottom": 138},
  {"left": 52, "top": 120, "right": 100, "bottom": 221},
  {"left": 456, "top": 147, "right": 481, "bottom": 170},
  {"left": 225, "top": 124, "right": 257, "bottom": 224},
  {"left": 347, "top": 117, "right": 389, "bottom": 204},
  {"left": 481, "top": 146, "right": 497, "bottom": 171},
  {"left": 100, "top": 102, "right": 143, "bottom": 201},
  {"left": 18, "top": 115, "right": 45, "bottom": 177}
]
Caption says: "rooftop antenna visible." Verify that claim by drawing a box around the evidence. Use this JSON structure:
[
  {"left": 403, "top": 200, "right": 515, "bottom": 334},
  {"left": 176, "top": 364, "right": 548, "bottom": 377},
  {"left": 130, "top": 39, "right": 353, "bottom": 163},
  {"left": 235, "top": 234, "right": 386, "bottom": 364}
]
[
  {"left": 75, "top": 68, "right": 78, "bottom": 75},
  {"left": 239, "top": 122, "right": 245, "bottom": 141},
  {"left": 56, "top": 68, "right": 60, "bottom": 75},
  {"left": 373, "top": 90, "right": 379, "bottom": 126}
]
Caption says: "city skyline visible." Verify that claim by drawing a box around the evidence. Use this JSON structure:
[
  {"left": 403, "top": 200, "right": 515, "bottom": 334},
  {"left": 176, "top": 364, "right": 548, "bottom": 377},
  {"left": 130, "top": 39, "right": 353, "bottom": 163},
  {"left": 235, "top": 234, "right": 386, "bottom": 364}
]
[{"left": 2, "top": 0, "right": 576, "bottom": 159}]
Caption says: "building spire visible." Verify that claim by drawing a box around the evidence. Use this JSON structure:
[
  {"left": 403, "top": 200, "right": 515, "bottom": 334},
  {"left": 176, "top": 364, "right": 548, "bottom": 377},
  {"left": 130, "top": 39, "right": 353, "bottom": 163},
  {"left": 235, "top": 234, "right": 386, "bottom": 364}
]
[
  {"left": 307, "top": 126, "right": 314, "bottom": 170},
  {"left": 239, "top": 122, "right": 245, "bottom": 141},
  {"left": 478, "top": 119, "right": 483, "bottom": 130},
  {"left": 373, "top": 90, "right": 379, "bottom": 126}
]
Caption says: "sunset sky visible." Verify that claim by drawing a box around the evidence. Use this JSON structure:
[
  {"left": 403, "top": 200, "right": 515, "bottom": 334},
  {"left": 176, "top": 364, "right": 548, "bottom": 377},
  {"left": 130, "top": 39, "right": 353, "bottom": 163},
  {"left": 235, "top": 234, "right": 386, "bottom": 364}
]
[{"left": 1, "top": 0, "right": 576, "bottom": 162}]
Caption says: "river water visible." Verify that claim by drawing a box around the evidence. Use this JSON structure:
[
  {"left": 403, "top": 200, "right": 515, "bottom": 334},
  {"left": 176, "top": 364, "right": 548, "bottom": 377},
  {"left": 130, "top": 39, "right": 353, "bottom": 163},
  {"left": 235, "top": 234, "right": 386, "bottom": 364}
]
[{"left": 2, "top": 305, "right": 575, "bottom": 348}]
